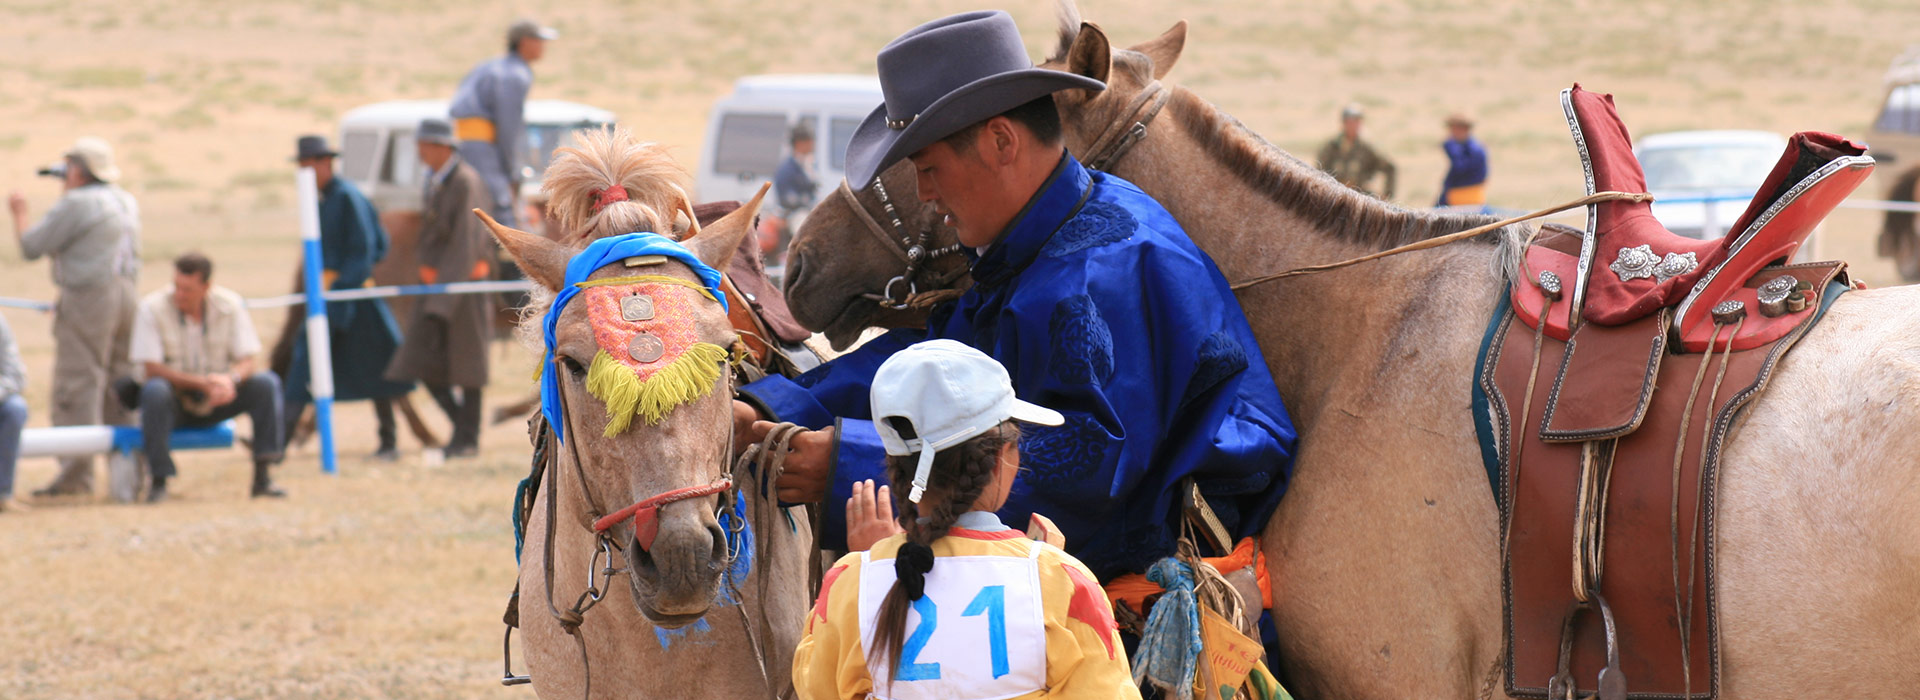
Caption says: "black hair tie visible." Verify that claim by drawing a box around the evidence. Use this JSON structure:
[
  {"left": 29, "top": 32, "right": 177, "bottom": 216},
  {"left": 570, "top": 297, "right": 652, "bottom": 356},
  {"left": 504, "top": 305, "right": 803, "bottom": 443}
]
[{"left": 895, "top": 541, "right": 936, "bottom": 600}]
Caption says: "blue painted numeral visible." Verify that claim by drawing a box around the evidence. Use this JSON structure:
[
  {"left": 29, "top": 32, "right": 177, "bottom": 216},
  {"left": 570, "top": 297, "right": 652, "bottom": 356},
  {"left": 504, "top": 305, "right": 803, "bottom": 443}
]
[
  {"left": 896, "top": 596, "right": 942, "bottom": 681},
  {"left": 963, "top": 585, "right": 1010, "bottom": 678}
]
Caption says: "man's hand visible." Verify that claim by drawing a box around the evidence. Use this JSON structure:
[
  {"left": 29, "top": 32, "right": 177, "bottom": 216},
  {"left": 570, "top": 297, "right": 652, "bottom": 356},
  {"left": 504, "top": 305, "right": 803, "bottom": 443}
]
[
  {"left": 8, "top": 191, "right": 27, "bottom": 235},
  {"left": 845, "top": 479, "right": 903, "bottom": 552},
  {"left": 763, "top": 422, "right": 833, "bottom": 504},
  {"left": 203, "top": 373, "right": 237, "bottom": 409}
]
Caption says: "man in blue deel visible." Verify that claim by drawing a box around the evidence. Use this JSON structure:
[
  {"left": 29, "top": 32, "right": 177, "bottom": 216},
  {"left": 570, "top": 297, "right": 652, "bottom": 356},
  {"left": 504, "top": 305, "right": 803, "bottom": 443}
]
[{"left": 731, "top": 10, "right": 1295, "bottom": 580}]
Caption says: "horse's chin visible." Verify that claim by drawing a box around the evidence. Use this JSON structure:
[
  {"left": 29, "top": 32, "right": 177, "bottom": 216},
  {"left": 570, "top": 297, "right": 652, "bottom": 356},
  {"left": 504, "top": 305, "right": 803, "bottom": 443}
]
[
  {"left": 625, "top": 572, "right": 719, "bottom": 629},
  {"left": 638, "top": 605, "right": 711, "bottom": 630}
]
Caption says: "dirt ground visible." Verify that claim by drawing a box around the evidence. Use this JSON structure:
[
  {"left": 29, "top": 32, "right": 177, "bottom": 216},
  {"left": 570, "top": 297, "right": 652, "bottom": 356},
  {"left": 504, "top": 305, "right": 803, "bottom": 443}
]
[{"left": 2, "top": 0, "right": 1918, "bottom": 697}]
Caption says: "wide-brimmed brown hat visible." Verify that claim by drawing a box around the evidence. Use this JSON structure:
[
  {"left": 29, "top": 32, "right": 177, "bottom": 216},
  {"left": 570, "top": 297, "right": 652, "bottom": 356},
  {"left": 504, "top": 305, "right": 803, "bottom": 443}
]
[{"left": 844, "top": 11, "right": 1105, "bottom": 187}]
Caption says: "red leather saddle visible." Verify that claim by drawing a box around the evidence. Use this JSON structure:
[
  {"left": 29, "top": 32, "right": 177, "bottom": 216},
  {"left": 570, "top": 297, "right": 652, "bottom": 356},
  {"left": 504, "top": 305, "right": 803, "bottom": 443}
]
[
  {"left": 1512, "top": 85, "right": 1873, "bottom": 351},
  {"left": 1488, "top": 85, "right": 1866, "bottom": 700}
]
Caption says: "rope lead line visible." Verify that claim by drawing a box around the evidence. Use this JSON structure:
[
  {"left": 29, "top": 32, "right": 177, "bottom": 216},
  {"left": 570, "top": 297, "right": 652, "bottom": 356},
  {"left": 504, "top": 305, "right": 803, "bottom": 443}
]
[{"left": 1230, "top": 191, "right": 1655, "bottom": 290}]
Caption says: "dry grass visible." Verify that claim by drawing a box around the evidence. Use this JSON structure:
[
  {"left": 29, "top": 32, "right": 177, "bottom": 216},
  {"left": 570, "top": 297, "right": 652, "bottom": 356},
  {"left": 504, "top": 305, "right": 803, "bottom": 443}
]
[{"left": 1, "top": 0, "right": 1917, "bottom": 696}]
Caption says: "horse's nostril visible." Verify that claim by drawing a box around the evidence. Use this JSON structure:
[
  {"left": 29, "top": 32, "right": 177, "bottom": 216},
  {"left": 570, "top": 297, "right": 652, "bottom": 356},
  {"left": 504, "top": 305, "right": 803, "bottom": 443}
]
[
  {"left": 631, "top": 537, "right": 660, "bottom": 580},
  {"left": 707, "top": 521, "right": 729, "bottom": 564}
]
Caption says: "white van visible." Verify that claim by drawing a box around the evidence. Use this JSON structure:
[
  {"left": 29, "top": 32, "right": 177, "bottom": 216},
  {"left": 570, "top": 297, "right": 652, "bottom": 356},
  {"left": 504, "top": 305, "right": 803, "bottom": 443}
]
[
  {"left": 336, "top": 99, "right": 617, "bottom": 215},
  {"left": 696, "top": 74, "right": 884, "bottom": 207}
]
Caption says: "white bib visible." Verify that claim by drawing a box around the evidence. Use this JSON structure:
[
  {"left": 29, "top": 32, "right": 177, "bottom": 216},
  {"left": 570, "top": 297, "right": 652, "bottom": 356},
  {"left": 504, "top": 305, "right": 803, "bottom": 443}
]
[{"left": 857, "top": 543, "right": 1047, "bottom": 700}]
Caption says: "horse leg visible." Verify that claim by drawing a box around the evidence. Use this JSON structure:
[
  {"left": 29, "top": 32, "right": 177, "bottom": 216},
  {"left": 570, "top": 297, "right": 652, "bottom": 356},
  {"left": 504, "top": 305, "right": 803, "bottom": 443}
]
[{"left": 393, "top": 393, "right": 442, "bottom": 448}]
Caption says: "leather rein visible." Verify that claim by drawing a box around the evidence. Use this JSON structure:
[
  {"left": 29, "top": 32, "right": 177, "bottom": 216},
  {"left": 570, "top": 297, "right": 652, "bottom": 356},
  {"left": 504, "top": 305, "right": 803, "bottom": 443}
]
[{"left": 839, "top": 178, "right": 968, "bottom": 310}]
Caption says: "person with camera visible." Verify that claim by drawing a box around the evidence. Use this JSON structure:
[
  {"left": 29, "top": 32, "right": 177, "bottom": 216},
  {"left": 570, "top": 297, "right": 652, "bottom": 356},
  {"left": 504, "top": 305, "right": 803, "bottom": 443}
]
[
  {"left": 117, "top": 252, "right": 284, "bottom": 503},
  {"left": 8, "top": 137, "right": 141, "bottom": 498}
]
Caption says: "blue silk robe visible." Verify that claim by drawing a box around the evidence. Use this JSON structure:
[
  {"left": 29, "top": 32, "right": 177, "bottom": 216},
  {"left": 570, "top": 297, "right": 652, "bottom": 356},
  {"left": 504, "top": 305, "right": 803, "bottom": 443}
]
[
  {"left": 740, "top": 155, "right": 1295, "bottom": 579},
  {"left": 286, "top": 176, "right": 412, "bottom": 404}
]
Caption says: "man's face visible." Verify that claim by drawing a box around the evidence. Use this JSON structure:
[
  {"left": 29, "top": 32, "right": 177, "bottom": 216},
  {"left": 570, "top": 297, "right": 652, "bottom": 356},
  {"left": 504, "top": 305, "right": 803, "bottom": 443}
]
[
  {"left": 519, "top": 37, "right": 546, "bottom": 62},
  {"left": 908, "top": 132, "right": 1006, "bottom": 249},
  {"left": 1449, "top": 124, "right": 1472, "bottom": 142},
  {"left": 418, "top": 141, "right": 454, "bottom": 171},
  {"left": 62, "top": 157, "right": 87, "bottom": 190},
  {"left": 1342, "top": 116, "right": 1363, "bottom": 140},
  {"left": 793, "top": 138, "right": 814, "bottom": 158},
  {"left": 299, "top": 156, "right": 333, "bottom": 187},
  {"left": 172, "top": 272, "right": 208, "bottom": 313}
]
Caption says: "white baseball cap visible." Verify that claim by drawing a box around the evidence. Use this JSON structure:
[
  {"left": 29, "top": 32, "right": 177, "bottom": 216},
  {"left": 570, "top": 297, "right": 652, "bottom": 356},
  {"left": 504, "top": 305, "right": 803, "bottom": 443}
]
[{"left": 871, "top": 339, "right": 1064, "bottom": 503}]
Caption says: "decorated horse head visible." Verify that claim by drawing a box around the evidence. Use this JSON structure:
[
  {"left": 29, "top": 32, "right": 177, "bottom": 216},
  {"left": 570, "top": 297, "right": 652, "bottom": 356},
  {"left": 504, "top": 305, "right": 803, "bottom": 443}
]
[
  {"left": 780, "top": 9, "right": 1187, "bottom": 351},
  {"left": 484, "top": 127, "right": 767, "bottom": 628}
]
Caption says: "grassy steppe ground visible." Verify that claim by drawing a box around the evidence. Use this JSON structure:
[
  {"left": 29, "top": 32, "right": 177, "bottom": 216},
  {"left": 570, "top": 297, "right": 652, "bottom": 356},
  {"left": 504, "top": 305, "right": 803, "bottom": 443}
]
[{"left": 2, "top": 0, "right": 1916, "bottom": 696}]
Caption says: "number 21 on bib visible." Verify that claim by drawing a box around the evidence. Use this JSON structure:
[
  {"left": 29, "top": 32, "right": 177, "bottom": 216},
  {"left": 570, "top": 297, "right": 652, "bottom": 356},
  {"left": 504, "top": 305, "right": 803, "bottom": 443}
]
[{"left": 857, "top": 548, "right": 1048, "bottom": 700}]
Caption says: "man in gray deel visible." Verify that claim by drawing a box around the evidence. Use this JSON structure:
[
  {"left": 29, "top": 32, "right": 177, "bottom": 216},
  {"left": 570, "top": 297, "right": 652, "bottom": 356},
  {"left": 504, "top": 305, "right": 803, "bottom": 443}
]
[
  {"left": 449, "top": 18, "right": 558, "bottom": 228},
  {"left": 8, "top": 137, "right": 141, "bottom": 498},
  {"left": 385, "top": 119, "right": 492, "bottom": 457}
]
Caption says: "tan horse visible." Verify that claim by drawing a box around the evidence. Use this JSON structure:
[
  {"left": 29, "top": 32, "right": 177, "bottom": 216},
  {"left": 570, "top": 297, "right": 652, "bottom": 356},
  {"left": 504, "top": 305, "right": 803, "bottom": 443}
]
[
  {"left": 492, "top": 133, "right": 810, "bottom": 699},
  {"left": 785, "top": 11, "right": 1920, "bottom": 699}
]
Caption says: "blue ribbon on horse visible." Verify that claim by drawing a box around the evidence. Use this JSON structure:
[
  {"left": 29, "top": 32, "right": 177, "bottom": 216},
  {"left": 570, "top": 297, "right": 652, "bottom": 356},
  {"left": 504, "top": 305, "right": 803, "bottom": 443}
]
[
  {"left": 540, "top": 232, "right": 726, "bottom": 444},
  {"left": 716, "top": 490, "right": 755, "bottom": 605},
  {"left": 1135, "top": 557, "right": 1204, "bottom": 700}
]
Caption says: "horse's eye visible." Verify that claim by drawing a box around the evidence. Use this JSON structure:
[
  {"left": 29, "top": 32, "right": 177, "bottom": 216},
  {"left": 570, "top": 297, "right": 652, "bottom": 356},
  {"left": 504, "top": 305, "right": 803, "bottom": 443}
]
[{"left": 559, "top": 355, "right": 587, "bottom": 378}]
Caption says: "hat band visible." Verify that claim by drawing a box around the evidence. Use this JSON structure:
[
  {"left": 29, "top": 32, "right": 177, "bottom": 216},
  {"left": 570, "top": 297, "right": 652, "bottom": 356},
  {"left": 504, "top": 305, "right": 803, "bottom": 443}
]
[{"left": 886, "top": 114, "right": 918, "bottom": 130}]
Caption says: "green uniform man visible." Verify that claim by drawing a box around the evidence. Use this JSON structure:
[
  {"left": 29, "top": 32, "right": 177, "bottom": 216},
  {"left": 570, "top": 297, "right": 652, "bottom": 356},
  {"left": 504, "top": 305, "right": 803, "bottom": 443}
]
[{"left": 1316, "top": 103, "right": 1397, "bottom": 200}]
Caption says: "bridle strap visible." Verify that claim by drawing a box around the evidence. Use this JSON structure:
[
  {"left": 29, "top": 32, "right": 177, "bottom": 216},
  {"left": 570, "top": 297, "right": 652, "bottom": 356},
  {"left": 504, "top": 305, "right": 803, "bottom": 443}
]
[
  {"left": 838, "top": 180, "right": 911, "bottom": 264},
  {"left": 593, "top": 477, "right": 735, "bottom": 549},
  {"left": 1082, "top": 80, "right": 1170, "bottom": 173}
]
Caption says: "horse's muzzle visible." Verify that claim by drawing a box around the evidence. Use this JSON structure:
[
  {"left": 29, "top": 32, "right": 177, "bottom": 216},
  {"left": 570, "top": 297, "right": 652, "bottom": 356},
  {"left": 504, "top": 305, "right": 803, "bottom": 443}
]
[{"left": 624, "top": 501, "right": 728, "bottom": 626}]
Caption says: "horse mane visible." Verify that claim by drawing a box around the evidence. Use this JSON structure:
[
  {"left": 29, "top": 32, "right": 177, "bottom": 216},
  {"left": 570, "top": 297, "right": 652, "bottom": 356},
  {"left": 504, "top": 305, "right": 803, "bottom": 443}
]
[
  {"left": 518, "top": 127, "right": 697, "bottom": 351},
  {"left": 1049, "top": 8, "right": 1524, "bottom": 267},
  {"left": 542, "top": 126, "right": 691, "bottom": 247},
  {"left": 1166, "top": 87, "right": 1512, "bottom": 253}
]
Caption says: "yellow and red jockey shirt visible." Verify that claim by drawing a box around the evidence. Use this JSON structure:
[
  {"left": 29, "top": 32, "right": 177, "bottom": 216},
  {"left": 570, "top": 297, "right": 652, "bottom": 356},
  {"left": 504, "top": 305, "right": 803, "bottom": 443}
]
[{"left": 794, "top": 517, "right": 1139, "bottom": 700}]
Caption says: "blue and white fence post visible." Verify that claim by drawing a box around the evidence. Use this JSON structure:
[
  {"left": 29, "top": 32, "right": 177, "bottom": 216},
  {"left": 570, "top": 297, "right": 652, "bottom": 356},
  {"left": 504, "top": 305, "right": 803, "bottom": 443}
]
[{"left": 296, "top": 166, "right": 338, "bottom": 475}]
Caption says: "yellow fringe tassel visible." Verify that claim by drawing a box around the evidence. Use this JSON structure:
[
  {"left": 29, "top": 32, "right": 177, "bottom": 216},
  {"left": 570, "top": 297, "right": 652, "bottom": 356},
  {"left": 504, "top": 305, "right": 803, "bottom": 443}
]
[{"left": 584, "top": 342, "right": 729, "bottom": 436}]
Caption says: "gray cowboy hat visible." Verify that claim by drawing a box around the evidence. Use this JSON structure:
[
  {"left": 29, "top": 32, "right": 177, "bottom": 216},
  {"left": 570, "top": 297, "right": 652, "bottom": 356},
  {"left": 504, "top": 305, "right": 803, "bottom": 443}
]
[{"left": 844, "top": 10, "right": 1105, "bottom": 187}]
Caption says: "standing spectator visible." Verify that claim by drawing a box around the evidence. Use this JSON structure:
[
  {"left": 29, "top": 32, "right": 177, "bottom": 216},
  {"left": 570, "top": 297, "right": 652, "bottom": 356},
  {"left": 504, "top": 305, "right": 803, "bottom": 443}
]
[
  {"left": 284, "top": 135, "right": 413, "bottom": 460},
  {"left": 385, "top": 119, "right": 492, "bottom": 458},
  {"left": 1316, "top": 102, "right": 1397, "bottom": 200},
  {"left": 8, "top": 137, "right": 140, "bottom": 498},
  {"left": 119, "top": 253, "right": 284, "bottom": 502},
  {"left": 774, "top": 123, "right": 818, "bottom": 215},
  {"left": 1436, "top": 113, "right": 1489, "bottom": 207},
  {"left": 450, "top": 18, "right": 559, "bottom": 227},
  {"left": 0, "top": 314, "right": 28, "bottom": 512}
]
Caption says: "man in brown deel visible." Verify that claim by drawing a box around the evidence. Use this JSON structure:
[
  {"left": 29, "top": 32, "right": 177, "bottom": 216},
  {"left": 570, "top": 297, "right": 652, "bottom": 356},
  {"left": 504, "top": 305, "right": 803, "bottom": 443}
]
[
  {"left": 1316, "top": 102, "right": 1397, "bottom": 201},
  {"left": 7, "top": 138, "right": 140, "bottom": 497},
  {"left": 385, "top": 119, "right": 491, "bottom": 457}
]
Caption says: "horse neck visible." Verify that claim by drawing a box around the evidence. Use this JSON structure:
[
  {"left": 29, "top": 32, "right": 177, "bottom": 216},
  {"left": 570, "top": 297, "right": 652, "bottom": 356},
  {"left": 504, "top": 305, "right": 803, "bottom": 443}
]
[{"left": 1103, "top": 87, "right": 1508, "bottom": 433}]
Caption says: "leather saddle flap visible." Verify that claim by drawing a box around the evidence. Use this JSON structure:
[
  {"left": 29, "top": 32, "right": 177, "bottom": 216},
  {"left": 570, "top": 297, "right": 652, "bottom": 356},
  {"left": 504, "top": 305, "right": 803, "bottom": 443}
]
[{"left": 1539, "top": 309, "right": 1668, "bottom": 441}]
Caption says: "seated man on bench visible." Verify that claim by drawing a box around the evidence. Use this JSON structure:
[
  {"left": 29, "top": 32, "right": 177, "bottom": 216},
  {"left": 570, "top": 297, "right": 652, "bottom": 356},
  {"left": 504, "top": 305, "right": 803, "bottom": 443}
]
[{"left": 118, "top": 252, "right": 285, "bottom": 503}]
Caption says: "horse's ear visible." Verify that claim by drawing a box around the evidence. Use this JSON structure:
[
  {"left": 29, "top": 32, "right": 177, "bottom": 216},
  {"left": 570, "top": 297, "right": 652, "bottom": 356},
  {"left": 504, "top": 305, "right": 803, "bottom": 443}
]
[
  {"left": 682, "top": 181, "right": 770, "bottom": 273},
  {"left": 1130, "top": 20, "right": 1187, "bottom": 79},
  {"left": 1066, "top": 22, "right": 1111, "bottom": 86},
  {"left": 474, "top": 208, "right": 569, "bottom": 291}
]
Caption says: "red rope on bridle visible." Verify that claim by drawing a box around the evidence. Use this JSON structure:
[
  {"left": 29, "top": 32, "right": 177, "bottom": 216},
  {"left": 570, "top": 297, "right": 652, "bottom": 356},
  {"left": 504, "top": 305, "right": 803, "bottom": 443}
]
[
  {"left": 592, "top": 477, "right": 733, "bottom": 550},
  {"left": 592, "top": 185, "right": 629, "bottom": 212}
]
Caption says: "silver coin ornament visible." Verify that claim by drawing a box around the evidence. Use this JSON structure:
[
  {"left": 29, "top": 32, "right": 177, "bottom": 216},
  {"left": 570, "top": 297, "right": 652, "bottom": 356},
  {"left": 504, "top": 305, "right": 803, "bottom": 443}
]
[
  {"left": 1652, "top": 251, "right": 1698, "bottom": 282},
  {"left": 1756, "top": 275, "right": 1797, "bottom": 317},
  {"left": 1610, "top": 245, "right": 1659, "bottom": 282},
  {"left": 1538, "top": 270, "right": 1563, "bottom": 300},
  {"left": 621, "top": 294, "right": 656, "bottom": 322},
  {"left": 1711, "top": 299, "right": 1747, "bottom": 324},
  {"left": 628, "top": 333, "right": 666, "bottom": 363}
]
